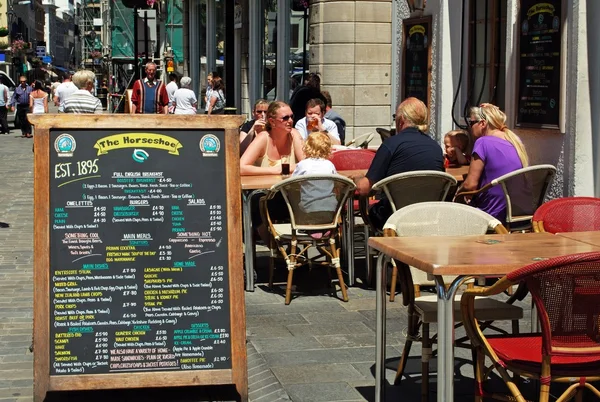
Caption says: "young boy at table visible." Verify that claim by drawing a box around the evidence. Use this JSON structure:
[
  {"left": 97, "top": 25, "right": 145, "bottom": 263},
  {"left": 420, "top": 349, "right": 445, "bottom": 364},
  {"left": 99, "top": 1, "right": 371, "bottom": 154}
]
[
  {"left": 443, "top": 129, "right": 471, "bottom": 167},
  {"left": 293, "top": 132, "right": 338, "bottom": 217}
]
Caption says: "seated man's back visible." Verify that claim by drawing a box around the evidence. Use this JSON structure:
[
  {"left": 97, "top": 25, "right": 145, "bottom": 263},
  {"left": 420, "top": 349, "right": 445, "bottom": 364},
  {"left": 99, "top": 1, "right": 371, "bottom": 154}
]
[{"left": 358, "top": 97, "right": 444, "bottom": 229}]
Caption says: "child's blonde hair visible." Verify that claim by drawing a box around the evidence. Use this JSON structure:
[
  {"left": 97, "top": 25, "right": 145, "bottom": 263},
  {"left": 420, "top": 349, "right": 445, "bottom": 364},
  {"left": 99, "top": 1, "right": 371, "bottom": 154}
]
[
  {"left": 445, "top": 129, "right": 470, "bottom": 153},
  {"left": 303, "top": 131, "right": 332, "bottom": 159}
]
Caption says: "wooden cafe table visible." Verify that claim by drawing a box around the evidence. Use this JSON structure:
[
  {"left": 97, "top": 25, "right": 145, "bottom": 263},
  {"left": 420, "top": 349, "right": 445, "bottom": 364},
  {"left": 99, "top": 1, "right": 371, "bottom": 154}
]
[
  {"left": 368, "top": 232, "right": 600, "bottom": 402},
  {"left": 240, "top": 166, "right": 468, "bottom": 291},
  {"left": 556, "top": 230, "right": 600, "bottom": 246},
  {"left": 241, "top": 170, "right": 366, "bottom": 291}
]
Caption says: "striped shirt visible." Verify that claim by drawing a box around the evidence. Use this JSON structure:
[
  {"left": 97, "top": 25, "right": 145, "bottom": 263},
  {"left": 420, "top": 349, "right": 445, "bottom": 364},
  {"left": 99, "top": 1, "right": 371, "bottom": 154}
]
[{"left": 63, "top": 89, "right": 103, "bottom": 114}]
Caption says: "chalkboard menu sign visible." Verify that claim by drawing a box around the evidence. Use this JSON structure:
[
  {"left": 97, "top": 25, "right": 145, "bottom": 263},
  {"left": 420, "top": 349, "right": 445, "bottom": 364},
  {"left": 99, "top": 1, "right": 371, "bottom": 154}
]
[
  {"left": 517, "top": 0, "right": 562, "bottom": 128},
  {"left": 31, "top": 115, "right": 246, "bottom": 401},
  {"left": 402, "top": 16, "right": 432, "bottom": 107}
]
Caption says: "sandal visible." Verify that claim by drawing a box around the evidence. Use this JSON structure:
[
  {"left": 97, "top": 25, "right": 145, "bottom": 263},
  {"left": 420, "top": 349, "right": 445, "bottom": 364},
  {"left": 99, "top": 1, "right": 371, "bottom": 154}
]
[{"left": 26, "top": 134, "right": 33, "bottom": 138}]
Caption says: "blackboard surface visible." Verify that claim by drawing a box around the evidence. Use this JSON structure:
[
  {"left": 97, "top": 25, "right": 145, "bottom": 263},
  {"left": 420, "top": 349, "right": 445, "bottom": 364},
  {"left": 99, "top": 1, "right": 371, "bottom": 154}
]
[
  {"left": 49, "top": 129, "right": 231, "bottom": 375},
  {"left": 402, "top": 17, "right": 431, "bottom": 107},
  {"left": 517, "top": 0, "right": 561, "bottom": 127}
]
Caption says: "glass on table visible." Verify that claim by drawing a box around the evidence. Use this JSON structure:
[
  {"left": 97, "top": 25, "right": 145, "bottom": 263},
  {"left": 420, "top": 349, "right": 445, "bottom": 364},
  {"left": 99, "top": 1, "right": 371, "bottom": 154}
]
[{"left": 281, "top": 156, "right": 290, "bottom": 176}]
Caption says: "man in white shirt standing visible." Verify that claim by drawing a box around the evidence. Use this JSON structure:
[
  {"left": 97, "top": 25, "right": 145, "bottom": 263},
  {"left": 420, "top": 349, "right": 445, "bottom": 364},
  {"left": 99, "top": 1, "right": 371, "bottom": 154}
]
[
  {"left": 53, "top": 73, "right": 78, "bottom": 113},
  {"left": 166, "top": 73, "right": 178, "bottom": 114},
  {"left": 63, "top": 70, "right": 103, "bottom": 114},
  {"left": 294, "top": 98, "right": 341, "bottom": 145},
  {"left": 0, "top": 81, "right": 9, "bottom": 134}
]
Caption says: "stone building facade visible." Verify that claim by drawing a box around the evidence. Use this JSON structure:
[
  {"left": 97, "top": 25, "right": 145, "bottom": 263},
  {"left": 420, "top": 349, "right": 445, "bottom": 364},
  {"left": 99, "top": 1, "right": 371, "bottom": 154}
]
[{"left": 221, "top": 0, "right": 598, "bottom": 196}]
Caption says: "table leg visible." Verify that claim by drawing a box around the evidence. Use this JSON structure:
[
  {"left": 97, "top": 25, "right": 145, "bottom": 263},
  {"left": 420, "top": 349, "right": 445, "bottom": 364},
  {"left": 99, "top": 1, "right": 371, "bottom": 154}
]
[
  {"left": 434, "top": 275, "right": 466, "bottom": 402},
  {"left": 242, "top": 190, "right": 263, "bottom": 292},
  {"left": 345, "top": 197, "right": 355, "bottom": 286},
  {"left": 375, "top": 252, "right": 387, "bottom": 402}
]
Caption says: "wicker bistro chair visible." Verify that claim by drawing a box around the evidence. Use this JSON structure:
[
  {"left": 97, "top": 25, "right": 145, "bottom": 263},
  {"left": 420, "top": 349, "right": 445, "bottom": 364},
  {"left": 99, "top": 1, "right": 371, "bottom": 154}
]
[
  {"left": 345, "top": 132, "right": 375, "bottom": 148},
  {"left": 461, "top": 252, "right": 600, "bottom": 402},
  {"left": 455, "top": 164, "right": 556, "bottom": 232},
  {"left": 382, "top": 202, "right": 524, "bottom": 401},
  {"left": 533, "top": 196, "right": 600, "bottom": 233},
  {"left": 261, "top": 174, "right": 356, "bottom": 305},
  {"left": 360, "top": 171, "right": 458, "bottom": 288}
]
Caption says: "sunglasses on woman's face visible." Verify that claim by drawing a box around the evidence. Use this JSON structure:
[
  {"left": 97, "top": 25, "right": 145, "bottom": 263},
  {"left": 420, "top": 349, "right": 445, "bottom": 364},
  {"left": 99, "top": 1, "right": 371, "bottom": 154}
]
[
  {"left": 278, "top": 114, "right": 294, "bottom": 122},
  {"left": 467, "top": 119, "right": 480, "bottom": 127}
]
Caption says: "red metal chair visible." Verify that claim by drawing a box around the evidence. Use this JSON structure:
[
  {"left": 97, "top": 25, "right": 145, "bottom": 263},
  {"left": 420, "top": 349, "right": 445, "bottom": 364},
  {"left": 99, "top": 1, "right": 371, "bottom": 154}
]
[
  {"left": 461, "top": 252, "right": 600, "bottom": 402},
  {"left": 533, "top": 197, "right": 600, "bottom": 233}
]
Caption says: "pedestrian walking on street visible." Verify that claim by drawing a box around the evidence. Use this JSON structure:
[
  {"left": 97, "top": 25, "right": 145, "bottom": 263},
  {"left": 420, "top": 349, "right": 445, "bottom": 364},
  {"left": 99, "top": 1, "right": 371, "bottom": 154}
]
[
  {"left": 30, "top": 80, "right": 48, "bottom": 115},
  {"left": 0, "top": 80, "right": 9, "bottom": 134},
  {"left": 9, "top": 76, "right": 32, "bottom": 138},
  {"left": 172, "top": 76, "right": 197, "bottom": 115},
  {"left": 166, "top": 72, "right": 178, "bottom": 114},
  {"left": 206, "top": 76, "right": 225, "bottom": 115},
  {"left": 130, "top": 62, "right": 169, "bottom": 114},
  {"left": 64, "top": 70, "right": 103, "bottom": 114},
  {"left": 204, "top": 72, "right": 214, "bottom": 113},
  {"left": 53, "top": 73, "right": 77, "bottom": 113}
]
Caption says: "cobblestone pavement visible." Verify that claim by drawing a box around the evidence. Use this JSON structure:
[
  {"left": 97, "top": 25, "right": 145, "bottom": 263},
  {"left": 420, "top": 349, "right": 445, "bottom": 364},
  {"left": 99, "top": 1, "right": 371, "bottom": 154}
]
[
  {"left": 0, "top": 125, "right": 35, "bottom": 402},
  {"left": 0, "top": 116, "right": 539, "bottom": 402}
]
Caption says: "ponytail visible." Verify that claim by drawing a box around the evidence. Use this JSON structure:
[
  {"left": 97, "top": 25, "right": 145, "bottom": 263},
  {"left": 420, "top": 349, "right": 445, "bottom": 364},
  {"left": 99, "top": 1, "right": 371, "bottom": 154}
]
[
  {"left": 475, "top": 104, "right": 529, "bottom": 168},
  {"left": 502, "top": 128, "right": 529, "bottom": 167}
]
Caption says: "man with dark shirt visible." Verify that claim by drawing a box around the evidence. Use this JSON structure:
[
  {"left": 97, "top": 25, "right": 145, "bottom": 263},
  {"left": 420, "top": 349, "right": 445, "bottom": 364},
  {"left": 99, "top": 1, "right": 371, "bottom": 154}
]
[
  {"left": 239, "top": 99, "right": 269, "bottom": 156},
  {"left": 289, "top": 73, "right": 327, "bottom": 125},
  {"left": 357, "top": 97, "right": 444, "bottom": 229},
  {"left": 9, "top": 76, "right": 32, "bottom": 138}
]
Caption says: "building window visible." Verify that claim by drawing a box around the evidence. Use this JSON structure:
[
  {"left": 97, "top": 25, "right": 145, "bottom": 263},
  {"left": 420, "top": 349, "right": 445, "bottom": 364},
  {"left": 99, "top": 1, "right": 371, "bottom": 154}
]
[{"left": 468, "top": 0, "right": 507, "bottom": 110}]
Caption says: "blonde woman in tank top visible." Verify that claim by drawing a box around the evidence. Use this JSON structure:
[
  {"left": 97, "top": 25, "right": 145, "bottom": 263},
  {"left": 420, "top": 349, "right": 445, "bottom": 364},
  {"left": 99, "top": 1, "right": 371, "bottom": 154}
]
[{"left": 240, "top": 101, "right": 305, "bottom": 175}]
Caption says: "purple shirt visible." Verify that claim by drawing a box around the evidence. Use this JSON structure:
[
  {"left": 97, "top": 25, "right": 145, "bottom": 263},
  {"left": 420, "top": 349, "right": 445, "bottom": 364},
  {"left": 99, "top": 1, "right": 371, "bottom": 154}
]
[{"left": 472, "top": 136, "right": 523, "bottom": 222}]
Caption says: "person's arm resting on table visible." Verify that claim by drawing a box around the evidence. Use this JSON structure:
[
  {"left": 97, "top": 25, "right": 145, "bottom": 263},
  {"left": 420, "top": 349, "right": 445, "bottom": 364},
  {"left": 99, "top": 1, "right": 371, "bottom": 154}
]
[
  {"left": 357, "top": 145, "right": 392, "bottom": 196},
  {"left": 322, "top": 121, "right": 341, "bottom": 145},
  {"left": 460, "top": 155, "right": 484, "bottom": 192}
]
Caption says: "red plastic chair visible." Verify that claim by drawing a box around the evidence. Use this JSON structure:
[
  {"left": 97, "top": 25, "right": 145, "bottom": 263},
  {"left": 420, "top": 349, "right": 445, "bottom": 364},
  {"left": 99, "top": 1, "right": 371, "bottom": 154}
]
[
  {"left": 330, "top": 149, "right": 376, "bottom": 210},
  {"left": 330, "top": 149, "right": 375, "bottom": 171},
  {"left": 533, "top": 197, "right": 600, "bottom": 233},
  {"left": 461, "top": 252, "right": 600, "bottom": 402},
  {"left": 330, "top": 149, "right": 376, "bottom": 277}
]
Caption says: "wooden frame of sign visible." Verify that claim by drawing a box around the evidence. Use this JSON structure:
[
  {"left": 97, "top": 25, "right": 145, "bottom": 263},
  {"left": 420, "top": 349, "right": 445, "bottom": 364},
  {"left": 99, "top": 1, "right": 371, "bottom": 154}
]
[
  {"left": 30, "top": 114, "right": 247, "bottom": 402},
  {"left": 515, "top": 0, "right": 563, "bottom": 129},
  {"left": 401, "top": 16, "right": 432, "bottom": 108}
]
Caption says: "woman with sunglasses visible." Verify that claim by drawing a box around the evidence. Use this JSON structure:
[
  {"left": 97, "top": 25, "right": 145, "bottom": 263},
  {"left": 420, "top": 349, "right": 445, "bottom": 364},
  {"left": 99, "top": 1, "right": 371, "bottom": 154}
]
[
  {"left": 240, "top": 101, "right": 304, "bottom": 175},
  {"left": 458, "top": 103, "right": 529, "bottom": 222}
]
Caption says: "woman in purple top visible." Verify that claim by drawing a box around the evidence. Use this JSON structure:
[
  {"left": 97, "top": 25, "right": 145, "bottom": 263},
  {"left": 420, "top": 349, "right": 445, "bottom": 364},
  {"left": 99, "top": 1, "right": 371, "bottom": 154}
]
[{"left": 460, "top": 103, "right": 529, "bottom": 222}]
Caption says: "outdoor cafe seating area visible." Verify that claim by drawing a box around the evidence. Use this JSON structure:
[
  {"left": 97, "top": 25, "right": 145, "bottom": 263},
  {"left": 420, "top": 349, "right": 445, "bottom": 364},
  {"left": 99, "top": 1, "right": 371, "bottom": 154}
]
[{"left": 241, "top": 146, "right": 600, "bottom": 402}]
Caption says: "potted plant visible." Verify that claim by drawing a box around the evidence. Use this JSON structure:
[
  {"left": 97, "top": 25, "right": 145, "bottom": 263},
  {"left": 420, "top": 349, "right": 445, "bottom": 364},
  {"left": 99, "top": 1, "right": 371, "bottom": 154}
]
[
  {"left": 30, "top": 57, "right": 41, "bottom": 67},
  {"left": 90, "top": 50, "right": 102, "bottom": 60},
  {"left": 0, "top": 42, "right": 9, "bottom": 50},
  {"left": 11, "top": 39, "right": 25, "bottom": 54},
  {"left": 0, "top": 27, "right": 8, "bottom": 37}
]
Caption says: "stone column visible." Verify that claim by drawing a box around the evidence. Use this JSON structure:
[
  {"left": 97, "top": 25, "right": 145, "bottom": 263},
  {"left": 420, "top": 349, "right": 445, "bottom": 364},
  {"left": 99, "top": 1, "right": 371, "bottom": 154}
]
[{"left": 309, "top": 0, "right": 392, "bottom": 144}]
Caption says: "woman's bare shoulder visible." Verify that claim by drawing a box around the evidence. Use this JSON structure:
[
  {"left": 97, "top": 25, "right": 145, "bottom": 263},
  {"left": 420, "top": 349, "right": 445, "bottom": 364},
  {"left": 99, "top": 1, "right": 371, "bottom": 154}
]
[{"left": 254, "top": 131, "right": 270, "bottom": 141}]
